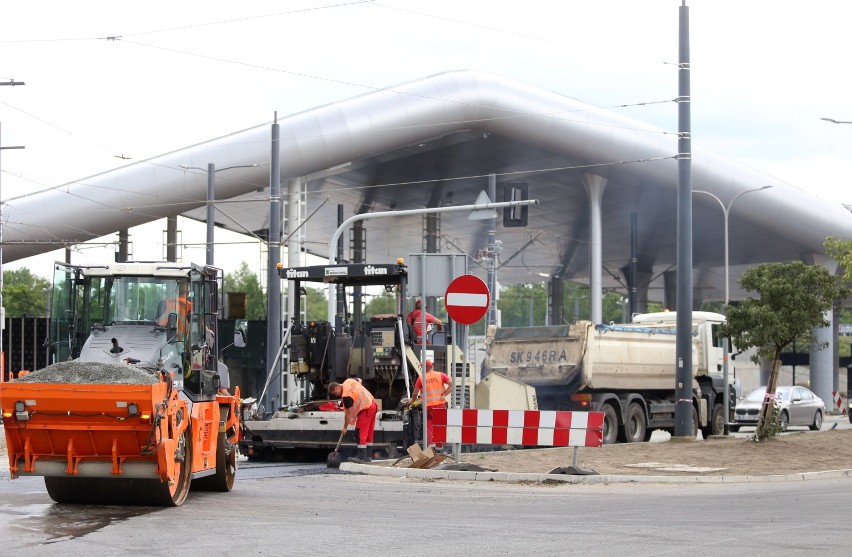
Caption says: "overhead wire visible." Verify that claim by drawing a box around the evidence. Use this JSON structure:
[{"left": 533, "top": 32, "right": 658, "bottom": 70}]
[{"left": 2, "top": 1, "right": 681, "bottom": 257}]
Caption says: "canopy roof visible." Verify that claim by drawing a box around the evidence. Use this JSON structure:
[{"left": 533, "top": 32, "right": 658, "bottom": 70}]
[{"left": 6, "top": 70, "right": 851, "bottom": 302}]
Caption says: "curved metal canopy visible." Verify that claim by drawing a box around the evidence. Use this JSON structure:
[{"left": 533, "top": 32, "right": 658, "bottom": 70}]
[{"left": 5, "top": 70, "right": 851, "bottom": 302}]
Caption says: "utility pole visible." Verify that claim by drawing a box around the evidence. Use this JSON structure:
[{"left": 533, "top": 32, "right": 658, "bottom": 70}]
[
  {"left": 0, "top": 80, "right": 25, "bottom": 381},
  {"left": 0, "top": 121, "right": 25, "bottom": 382},
  {"left": 674, "top": 1, "right": 694, "bottom": 439},
  {"left": 267, "top": 113, "right": 282, "bottom": 415}
]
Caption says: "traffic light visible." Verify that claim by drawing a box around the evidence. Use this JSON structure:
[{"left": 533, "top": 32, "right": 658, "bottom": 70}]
[{"left": 502, "top": 183, "right": 529, "bottom": 227}]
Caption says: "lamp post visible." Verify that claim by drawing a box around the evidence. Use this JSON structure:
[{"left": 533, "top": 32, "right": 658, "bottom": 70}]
[
  {"left": 693, "top": 185, "right": 772, "bottom": 435},
  {"left": 0, "top": 123, "right": 25, "bottom": 382},
  {"left": 179, "top": 163, "right": 265, "bottom": 266}
]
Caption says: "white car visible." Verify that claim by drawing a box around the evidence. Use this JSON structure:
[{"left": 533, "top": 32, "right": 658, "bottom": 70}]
[{"left": 732, "top": 386, "right": 825, "bottom": 432}]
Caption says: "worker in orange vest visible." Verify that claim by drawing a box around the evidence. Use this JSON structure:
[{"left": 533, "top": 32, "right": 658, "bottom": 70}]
[
  {"left": 410, "top": 360, "right": 452, "bottom": 449},
  {"left": 329, "top": 378, "right": 378, "bottom": 463},
  {"left": 156, "top": 281, "right": 191, "bottom": 338}
]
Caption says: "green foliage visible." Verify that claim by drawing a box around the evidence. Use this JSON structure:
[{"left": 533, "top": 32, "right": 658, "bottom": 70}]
[
  {"left": 563, "top": 281, "right": 589, "bottom": 323},
  {"left": 601, "top": 291, "right": 630, "bottom": 324},
  {"left": 497, "top": 284, "right": 547, "bottom": 326},
  {"left": 2, "top": 268, "right": 51, "bottom": 317},
  {"left": 825, "top": 236, "right": 852, "bottom": 281},
  {"left": 304, "top": 287, "right": 328, "bottom": 322},
  {"left": 364, "top": 292, "right": 397, "bottom": 316},
  {"left": 224, "top": 262, "right": 266, "bottom": 319},
  {"left": 751, "top": 402, "right": 783, "bottom": 441},
  {"left": 720, "top": 261, "right": 849, "bottom": 365}
]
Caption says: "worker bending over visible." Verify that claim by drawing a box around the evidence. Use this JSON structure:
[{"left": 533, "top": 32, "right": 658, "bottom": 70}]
[
  {"left": 329, "top": 378, "right": 378, "bottom": 464},
  {"left": 410, "top": 360, "right": 452, "bottom": 449}
]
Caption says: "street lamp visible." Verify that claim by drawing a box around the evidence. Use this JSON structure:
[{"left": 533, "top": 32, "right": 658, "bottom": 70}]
[
  {"left": 0, "top": 123, "right": 25, "bottom": 383},
  {"left": 693, "top": 185, "right": 772, "bottom": 434},
  {"left": 179, "top": 163, "right": 265, "bottom": 266}
]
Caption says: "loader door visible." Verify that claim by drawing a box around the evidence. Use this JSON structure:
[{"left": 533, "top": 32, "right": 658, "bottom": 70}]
[
  {"left": 50, "top": 263, "right": 85, "bottom": 363},
  {"left": 183, "top": 269, "right": 218, "bottom": 401}
]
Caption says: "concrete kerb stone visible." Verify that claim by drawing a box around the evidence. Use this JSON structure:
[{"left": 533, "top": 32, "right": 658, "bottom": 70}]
[{"left": 340, "top": 461, "right": 852, "bottom": 484}]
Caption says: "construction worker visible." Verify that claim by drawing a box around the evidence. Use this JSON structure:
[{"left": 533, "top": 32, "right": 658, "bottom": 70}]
[
  {"left": 407, "top": 299, "right": 443, "bottom": 344},
  {"left": 156, "top": 281, "right": 191, "bottom": 338},
  {"left": 410, "top": 360, "right": 452, "bottom": 449},
  {"left": 329, "top": 378, "right": 378, "bottom": 464}
]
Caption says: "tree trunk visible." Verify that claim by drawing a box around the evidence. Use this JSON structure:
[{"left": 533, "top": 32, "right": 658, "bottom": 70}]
[{"left": 755, "top": 358, "right": 782, "bottom": 439}]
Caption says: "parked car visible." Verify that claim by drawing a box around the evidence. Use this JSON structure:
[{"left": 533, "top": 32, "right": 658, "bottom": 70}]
[{"left": 731, "top": 386, "right": 825, "bottom": 432}]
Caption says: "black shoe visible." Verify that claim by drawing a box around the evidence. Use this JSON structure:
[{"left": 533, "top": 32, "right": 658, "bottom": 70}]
[{"left": 347, "top": 447, "right": 368, "bottom": 464}]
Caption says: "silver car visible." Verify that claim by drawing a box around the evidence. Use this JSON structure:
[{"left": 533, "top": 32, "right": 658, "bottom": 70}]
[{"left": 732, "top": 386, "right": 825, "bottom": 432}]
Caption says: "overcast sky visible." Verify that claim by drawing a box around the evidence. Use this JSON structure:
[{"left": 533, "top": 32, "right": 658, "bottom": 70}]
[{"left": 2, "top": 0, "right": 851, "bottom": 279}]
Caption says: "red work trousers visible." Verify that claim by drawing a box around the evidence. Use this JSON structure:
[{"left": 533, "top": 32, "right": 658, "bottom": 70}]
[
  {"left": 355, "top": 401, "right": 378, "bottom": 445},
  {"left": 426, "top": 404, "right": 447, "bottom": 448}
]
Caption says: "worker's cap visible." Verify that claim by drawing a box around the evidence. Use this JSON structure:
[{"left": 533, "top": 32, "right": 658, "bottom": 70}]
[
  {"left": 425, "top": 360, "right": 433, "bottom": 369},
  {"left": 415, "top": 299, "right": 422, "bottom": 308}
]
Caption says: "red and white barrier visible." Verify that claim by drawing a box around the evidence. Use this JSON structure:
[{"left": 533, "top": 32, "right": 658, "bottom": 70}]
[
  {"left": 431, "top": 408, "right": 604, "bottom": 448},
  {"left": 832, "top": 391, "right": 846, "bottom": 415}
]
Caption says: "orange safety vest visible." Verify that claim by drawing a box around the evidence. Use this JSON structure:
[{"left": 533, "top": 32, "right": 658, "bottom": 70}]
[
  {"left": 342, "top": 378, "right": 375, "bottom": 415},
  {"left": 158, "top": 297, "right": 191, "bottom": 336},
  {"left": 422, "top": 370, "right": 447, "bottom": 408}
]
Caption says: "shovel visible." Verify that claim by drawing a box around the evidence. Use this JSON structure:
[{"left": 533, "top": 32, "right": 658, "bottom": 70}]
[{"left": 326, "top": 429, "right": 347, "bottom": 469}]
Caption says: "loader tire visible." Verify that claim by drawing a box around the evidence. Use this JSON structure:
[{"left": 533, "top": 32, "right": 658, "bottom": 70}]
[{"left": 192, "top": 432, "right": 237, "bottom": 492}]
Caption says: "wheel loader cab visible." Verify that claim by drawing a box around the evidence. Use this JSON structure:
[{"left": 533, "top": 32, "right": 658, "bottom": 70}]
[{"left": 180, "top": 271, "right": 221, "bottom": 401}]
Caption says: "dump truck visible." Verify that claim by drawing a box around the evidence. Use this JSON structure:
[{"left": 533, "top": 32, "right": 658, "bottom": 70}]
[
  {"left": 481, "top": 311, "right": 734, "bottom": 443},
  {"left": 0, "top": 262, "right": 245, "bottom": 506}
]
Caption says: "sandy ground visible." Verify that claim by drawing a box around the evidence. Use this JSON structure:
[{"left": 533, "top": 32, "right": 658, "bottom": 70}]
[
  {"left": 4, "top": 425, "right": 852, "bottom": 478},
  {"left": 389, "top": 428, "right": 852, "bottom": 476}
]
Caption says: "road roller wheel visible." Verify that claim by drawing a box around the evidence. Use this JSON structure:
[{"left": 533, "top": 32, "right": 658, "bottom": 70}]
[
  {"left": 147, "top": 427, "right": 193, "bottom": 506},
  {"left": 44, "top": 428, "right": 193, "bottom": 506},
  {"left": 192, "top": 432, "right": 237, "bottom": 492}
]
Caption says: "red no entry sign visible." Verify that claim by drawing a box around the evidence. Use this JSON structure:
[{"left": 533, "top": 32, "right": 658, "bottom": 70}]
[{"left": 445, "top": 274, "right": 490, "bottom": 325}]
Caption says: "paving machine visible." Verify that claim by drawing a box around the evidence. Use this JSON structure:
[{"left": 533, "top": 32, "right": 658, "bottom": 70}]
[
  {"left": 241, "top": 260, "right": 465, "bottom": 459},
  {"left": 0, "top": 262, "right": 245, "bottom": 506}
]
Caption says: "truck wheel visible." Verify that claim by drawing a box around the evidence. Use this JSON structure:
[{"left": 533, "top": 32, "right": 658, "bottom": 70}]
[
  {"left": 192, "top": 432, "right": 237, "bottom": 492},
  {"left": 691, "top": 406, "right": 699, "bottom": 438},
  {"left": 702, "top": 403, "right": 724, "bottom": 438},
  {"left": 602, "top": 403, "right": 619, "bottom": 445},
  {"left": 624, "top": 403, "right": 646, "bottom": 443}
]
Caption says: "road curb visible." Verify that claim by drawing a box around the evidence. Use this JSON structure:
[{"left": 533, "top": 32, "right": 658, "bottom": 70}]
[{"left": 340, "top": 462, "right": 852, "bottom": 484}]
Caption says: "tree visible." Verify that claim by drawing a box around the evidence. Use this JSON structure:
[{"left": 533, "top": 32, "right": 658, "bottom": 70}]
[
  {"left": 2, "top": 268, "right": 51, "bottom": 317},
  {"left": 304, "top": 287, "right": 328, "bottom": 322},
  {"left": 223, "top": 262, "right": 266, "bottom": 319},
  {"left": 364, "top": 292, "right": 397, "bottom": 316},
  {"left": 497, "top": 284, "right": 547, "bottom": 326},
  {"left": 825, "top": 236, "right": 852, "bottom": 281},
  {"left": 719, "top": 261, "right": 848, "bottom": 440}
]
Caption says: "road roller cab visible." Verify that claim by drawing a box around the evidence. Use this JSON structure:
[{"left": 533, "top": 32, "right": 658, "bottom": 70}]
[{"left": 0, "top": 261, "right": 244, "bottom": 506}]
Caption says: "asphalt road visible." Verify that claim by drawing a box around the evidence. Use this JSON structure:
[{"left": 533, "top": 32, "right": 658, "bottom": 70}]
[{"left": 2, "top": 460, "right": 851, "bottom": 556}]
